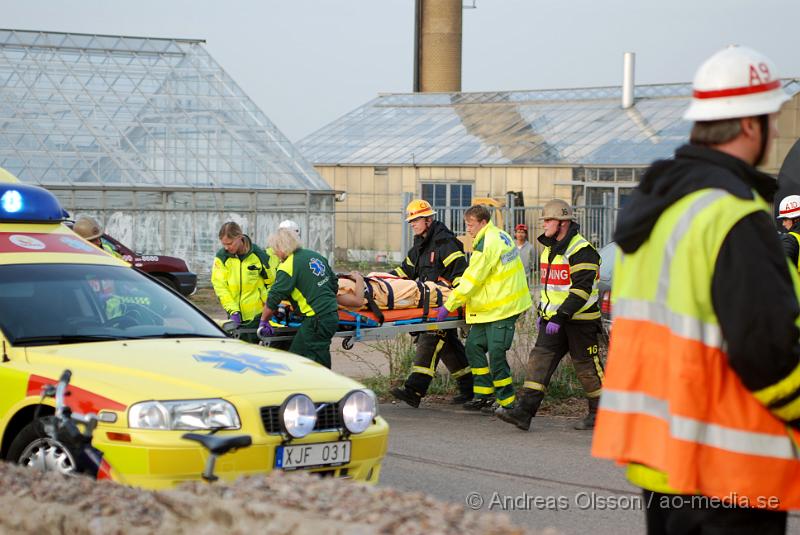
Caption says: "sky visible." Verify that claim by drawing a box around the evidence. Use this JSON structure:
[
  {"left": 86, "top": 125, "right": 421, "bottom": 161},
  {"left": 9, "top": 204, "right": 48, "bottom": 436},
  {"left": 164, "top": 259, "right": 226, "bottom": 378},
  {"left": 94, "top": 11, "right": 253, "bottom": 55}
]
[{"left": 3, "top": 0, "right": 799, "bottom": 142}]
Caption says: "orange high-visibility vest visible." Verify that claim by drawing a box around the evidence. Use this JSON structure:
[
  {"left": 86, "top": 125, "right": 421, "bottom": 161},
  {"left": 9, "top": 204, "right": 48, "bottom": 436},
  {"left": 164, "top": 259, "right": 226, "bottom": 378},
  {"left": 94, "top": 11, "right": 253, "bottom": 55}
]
[{"left": 592, "top": 188, "right": 800, "bottom": 510}]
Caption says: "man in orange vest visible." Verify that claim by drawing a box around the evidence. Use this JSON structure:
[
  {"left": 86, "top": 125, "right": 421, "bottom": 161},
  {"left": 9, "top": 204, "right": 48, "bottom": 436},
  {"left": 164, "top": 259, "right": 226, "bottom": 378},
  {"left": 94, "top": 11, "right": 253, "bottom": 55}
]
[{"left": 592, "top": 46, "right": 800, "bottom": 534}]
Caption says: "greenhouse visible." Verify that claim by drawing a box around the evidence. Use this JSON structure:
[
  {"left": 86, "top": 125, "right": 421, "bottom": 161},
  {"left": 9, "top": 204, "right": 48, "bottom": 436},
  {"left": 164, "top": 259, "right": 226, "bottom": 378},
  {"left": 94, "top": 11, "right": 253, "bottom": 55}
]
[{"left": 0, "top": 28, "right": 334, "bottom": 281}]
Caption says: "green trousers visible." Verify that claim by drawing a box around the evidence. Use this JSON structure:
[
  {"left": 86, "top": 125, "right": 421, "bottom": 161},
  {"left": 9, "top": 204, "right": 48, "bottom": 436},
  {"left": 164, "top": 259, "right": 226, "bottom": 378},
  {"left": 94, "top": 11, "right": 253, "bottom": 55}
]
[
  {"left": 289, "top": 311, "right": 338, "bottom": 368},
  {"left": 464, "top": 314, "right": 518, "bottom": 407}
]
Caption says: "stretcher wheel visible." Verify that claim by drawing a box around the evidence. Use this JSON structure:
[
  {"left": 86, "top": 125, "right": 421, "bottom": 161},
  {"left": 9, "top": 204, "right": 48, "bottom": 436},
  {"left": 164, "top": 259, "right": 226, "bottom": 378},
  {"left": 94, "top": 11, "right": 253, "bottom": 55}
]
[{"left": 342, "top": 337, "right": 355, "bottom": 350}]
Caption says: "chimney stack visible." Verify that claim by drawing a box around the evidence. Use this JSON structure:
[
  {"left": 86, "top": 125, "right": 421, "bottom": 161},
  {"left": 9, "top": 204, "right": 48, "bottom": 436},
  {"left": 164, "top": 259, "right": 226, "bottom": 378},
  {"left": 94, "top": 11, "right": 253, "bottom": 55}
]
[
  {"left": 414, "top": 0, "right": 462, "bottom": 92},
  {"left": 622, "top": 52, "right": 635, "bottom": 109}
]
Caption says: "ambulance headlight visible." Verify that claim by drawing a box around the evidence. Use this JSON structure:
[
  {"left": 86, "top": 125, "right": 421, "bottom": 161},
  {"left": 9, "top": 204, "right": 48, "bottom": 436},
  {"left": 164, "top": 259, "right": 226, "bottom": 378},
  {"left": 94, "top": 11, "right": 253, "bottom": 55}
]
[
  {"left": 128, "top": 399, "right": 240, "bottom": 430},
  {"left": 280, "top": 394, "right": 317, "bottom": 438},
  {"left": 339, "top": 389, "right": 377, "bottom": 434}
]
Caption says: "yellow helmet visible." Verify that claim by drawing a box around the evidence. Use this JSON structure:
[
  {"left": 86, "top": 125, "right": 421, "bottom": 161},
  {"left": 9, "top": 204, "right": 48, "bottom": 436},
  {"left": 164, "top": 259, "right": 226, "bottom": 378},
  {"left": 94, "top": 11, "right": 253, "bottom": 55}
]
[{"left": 405, "top": 199, "right": 435, "bottom": 222}]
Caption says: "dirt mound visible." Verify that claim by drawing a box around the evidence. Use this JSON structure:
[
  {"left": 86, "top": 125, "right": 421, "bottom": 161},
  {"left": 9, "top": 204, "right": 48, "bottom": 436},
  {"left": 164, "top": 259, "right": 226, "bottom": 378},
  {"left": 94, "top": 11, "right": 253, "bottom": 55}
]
[{"left": 0, "top": 463, "right": 547, "bottom": 535}]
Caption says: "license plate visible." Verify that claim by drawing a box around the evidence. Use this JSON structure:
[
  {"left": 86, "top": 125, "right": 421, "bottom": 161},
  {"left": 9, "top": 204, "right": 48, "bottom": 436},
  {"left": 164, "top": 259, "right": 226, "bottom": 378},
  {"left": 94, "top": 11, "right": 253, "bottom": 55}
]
[{"left": 275, "top": 441, "right": 351, "bottom": 470}]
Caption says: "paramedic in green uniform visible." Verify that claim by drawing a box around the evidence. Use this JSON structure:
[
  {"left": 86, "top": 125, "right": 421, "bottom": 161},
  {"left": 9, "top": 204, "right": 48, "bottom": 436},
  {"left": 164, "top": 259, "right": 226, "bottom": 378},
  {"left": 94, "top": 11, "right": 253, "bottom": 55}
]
[{"left": 257, "top": 228, "right": 339, "bottom": 368}]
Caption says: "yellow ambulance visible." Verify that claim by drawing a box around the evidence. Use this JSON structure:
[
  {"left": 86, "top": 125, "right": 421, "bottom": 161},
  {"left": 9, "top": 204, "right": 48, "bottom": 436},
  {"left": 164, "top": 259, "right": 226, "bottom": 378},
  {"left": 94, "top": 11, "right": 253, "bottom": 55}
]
[{"left": 0, "top": 180, "right": 388, "bottom": 488}]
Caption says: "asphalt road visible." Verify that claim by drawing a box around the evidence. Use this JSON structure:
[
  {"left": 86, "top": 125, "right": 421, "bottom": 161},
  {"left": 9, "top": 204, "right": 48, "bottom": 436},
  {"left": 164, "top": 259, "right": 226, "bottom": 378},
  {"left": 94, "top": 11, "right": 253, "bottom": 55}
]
[{"left": 377, "top": 402, "right": 800, "bottom": 535}]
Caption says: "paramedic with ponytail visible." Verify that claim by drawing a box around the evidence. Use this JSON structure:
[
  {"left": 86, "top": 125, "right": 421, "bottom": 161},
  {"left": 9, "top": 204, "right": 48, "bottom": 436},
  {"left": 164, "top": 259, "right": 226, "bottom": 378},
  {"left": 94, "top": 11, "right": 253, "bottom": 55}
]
[
  {"left": 389, "top": 199, "right": 473, "bottom": 408},
  {"left": 592, "top": 46, "right": 800, "bottom": 534}
]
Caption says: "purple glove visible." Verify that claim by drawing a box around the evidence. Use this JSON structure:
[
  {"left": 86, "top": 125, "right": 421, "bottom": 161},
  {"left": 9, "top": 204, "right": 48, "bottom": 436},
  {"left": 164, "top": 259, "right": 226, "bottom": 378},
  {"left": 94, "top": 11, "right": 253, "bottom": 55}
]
[
  {"left": 257, "top": 320, "right": 274, "bottom": 338},
  {"left": 536, "top": 316, "right": 542, "bottom": 331},
  {"left": 230, "top": 312, "right": 242, "bottom": 327},
  {"left": 435, "top": 307, "right": 450, "bottom": 322},
  {"left": 545, "top": 321, "right": 561, "bottom": 336}
]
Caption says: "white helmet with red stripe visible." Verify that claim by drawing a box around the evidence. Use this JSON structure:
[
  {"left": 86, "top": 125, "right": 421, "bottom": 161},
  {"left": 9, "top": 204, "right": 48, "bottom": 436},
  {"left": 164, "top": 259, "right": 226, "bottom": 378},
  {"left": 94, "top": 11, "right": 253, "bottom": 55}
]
[
  {"left": 684, "top": 45, "right": 790, "bottom": 121},
  {"left": 778, "top": 195, "right": 800, "bottom": 220}
]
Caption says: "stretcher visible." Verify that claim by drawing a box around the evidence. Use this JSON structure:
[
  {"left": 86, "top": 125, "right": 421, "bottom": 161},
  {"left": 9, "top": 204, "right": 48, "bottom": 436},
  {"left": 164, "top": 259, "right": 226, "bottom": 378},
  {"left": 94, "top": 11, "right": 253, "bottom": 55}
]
[{"left": 233, "top": 308, "right": 466, "bottom": 350}]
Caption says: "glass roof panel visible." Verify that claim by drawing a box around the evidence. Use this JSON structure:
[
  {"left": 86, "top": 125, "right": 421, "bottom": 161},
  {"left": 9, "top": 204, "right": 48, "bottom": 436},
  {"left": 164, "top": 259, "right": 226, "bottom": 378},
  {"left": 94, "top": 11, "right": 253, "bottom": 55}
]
[
  {"left": 0, "top": 29, "right": 328, "bottom": 190},
  {"left": 299, "top": 80, "right": 800, "bottom": 166}
]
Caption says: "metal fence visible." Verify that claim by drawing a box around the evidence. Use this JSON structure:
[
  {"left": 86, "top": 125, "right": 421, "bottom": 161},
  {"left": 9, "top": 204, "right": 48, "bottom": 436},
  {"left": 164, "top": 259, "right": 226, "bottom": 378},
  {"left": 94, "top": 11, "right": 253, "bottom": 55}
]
[{"left": 334, "top": 192, "right": 619, "bottom": 278}]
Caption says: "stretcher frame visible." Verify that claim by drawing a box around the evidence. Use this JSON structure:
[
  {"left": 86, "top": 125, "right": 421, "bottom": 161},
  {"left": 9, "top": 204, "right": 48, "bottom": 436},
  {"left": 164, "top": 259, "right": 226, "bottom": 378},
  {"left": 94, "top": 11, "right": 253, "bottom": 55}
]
[{"left": 234, "top": 316, "right": 466, "bottom": 350}]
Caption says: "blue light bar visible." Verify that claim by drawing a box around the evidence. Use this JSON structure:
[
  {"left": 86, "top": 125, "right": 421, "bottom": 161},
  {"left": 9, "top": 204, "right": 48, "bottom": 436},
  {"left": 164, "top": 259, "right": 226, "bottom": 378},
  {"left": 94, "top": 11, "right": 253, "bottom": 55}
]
[{"left": 0, "top": 183, "right": 69, "bottom": 222}]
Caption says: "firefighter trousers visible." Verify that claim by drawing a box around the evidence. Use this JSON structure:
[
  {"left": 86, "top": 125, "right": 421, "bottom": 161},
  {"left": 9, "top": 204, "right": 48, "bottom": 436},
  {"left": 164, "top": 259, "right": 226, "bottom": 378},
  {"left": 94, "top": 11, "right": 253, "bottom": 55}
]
[
  {"left": 464, "top": 314, "right": 519, "bottom": 407},
  {"left": 523, "top": 319, "right": 604, "bottom": 399},
  {"left": 405, "top": 330, "right": 473, "bottom": 397}
]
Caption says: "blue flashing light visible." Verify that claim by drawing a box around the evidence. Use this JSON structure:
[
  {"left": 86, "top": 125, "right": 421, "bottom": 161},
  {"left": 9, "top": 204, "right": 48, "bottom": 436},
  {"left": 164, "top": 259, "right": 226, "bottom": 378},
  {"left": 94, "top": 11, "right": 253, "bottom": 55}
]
[
  {"left": 1, "top": 190, "right": 23, "bottom": 213},
  {"left": 0, "top": 183, "right": 69, "bottom": 223}
]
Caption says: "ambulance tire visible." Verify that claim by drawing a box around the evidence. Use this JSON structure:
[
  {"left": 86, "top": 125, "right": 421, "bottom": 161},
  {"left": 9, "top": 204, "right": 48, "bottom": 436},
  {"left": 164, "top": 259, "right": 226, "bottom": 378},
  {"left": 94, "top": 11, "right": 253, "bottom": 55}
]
[{"left": 6, "top": 416, "right": 79, "bottom": 476}]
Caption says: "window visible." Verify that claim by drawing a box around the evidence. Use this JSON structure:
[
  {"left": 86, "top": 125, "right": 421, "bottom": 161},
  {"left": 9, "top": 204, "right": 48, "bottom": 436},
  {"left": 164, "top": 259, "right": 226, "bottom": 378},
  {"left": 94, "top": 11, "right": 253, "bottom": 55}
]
[{"left": 421, "top": 182, "right": 473, "bottom": 234}]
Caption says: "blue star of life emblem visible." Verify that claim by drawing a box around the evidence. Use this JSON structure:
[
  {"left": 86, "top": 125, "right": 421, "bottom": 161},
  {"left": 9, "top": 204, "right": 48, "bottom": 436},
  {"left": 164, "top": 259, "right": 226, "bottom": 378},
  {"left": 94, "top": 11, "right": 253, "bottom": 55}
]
[
  {"left": 193, "top": 350, "right": 290, "bottom": 376},
  {"left": 309, "top": 258, "right": 325, "bottom": 276},
  {"left": 499, "top": 232, "right": 513, "bottom": 248}
]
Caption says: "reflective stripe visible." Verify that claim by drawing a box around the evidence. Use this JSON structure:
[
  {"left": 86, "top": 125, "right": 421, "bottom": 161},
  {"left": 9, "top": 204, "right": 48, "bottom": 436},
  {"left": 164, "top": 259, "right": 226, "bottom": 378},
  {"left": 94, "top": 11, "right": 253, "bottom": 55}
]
[
  {"left": 656, "top": 189, "right": 727, "bottom": 303},
  {"left": 395, "top": 267, "right": 407, "bottom": 278},
  {"left": 544, "top": 283, "right": 572, "bottom": 292},
  {"left": 771, "top": 395, "right": 800, "bottom": 421},
  {"left": 451, "top": 366, "right": 472, "bottom": 379},
  {"left": 472, "top": 367, "right": 491, "bottom": 376},
  {"left": 472, "top": 287, "right": 530, "bottom": 312},
  {"left": 451, "top": 276, "right": 462, "bottom": 287},
  {"left": 523, "top": 381, "right": 546, "bottom": 391},
  {"left": 443, "top": 251, "right": 465, "bottom": 267},
  {"left": 463, "top": 273, "right": 479, "bottom": 286},
  {"left": 474, "top": 386, "right": 495, "bottom": 395},
  {"left": 571, "top": 263, "right": 599, "bottom": 273},
  {"left": 614, "top": 298, "right": 724, "bottom": 350},
  {"left": 493, "top": 376, "right": 513, "bottom": 387},
  {"left": 497, "top": 394, "right": 516, "bottom": 407},
  {"left": 564, "top": 238, "right": 588, "bottom": 258},
  {"left": 601, "top": 390, "right": 798, "bottom": 460},
  {"left": 405, "top": 256, "right": 414, "bottom": 267},
  {"left": 586, "top": 388, "right": 602, "bottom": 399},
  {"left": 570, "top": 288, "right": 590, "bottom": 300},
  {"left": 754, "top": 361, "right": 800, "bottom": 406},
  {"left": 412, "top": 365, "right": 436, "bottom": 377},
  {"left": 487, "top": 261, "right": 525, "bottom": 284},
  {"left": 592, "top": 353, "right": 605, "bottom": 383},
  {"left": 574, "top": 310, "right": 601, "bottom": 320}
]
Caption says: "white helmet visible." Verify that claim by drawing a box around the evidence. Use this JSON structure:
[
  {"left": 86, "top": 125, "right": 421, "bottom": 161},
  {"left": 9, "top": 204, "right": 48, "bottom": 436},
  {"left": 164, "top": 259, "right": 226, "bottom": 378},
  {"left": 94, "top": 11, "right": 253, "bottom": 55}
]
[
  {"left": 684, "top": 45, "right": 790, "bottom": 121},
  {"left": 778, "top": 195, "right": 800, "bottom": 219},
  {"left": 279, "top": 219, "right": 301, "bottom": 237}
]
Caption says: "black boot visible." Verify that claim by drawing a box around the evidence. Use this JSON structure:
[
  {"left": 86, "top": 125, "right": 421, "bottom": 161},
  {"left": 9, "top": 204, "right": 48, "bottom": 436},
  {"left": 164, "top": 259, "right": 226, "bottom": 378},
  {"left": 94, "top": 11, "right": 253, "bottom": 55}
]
[
  {"left": 391, "top": 386, "right": 421, "bottom": 408},
  {"left": 452, "top": 376, "right": 474, "bottom": 404},
  {"left": 574, "top": 397, "right": 599, "bottom": 430},
  {"left": 497, "top": 389, "right": 544, "bottom": 431}
]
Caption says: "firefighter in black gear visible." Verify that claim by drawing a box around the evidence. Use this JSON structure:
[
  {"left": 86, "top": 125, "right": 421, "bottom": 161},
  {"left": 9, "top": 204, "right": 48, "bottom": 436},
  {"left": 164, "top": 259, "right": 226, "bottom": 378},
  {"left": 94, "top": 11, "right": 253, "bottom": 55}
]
[
  {"left": 498, "top": 199, "right": 604, "bottom": 431},
  {"left": 389, "top": 199, "right": 473, "bottom": 407}
]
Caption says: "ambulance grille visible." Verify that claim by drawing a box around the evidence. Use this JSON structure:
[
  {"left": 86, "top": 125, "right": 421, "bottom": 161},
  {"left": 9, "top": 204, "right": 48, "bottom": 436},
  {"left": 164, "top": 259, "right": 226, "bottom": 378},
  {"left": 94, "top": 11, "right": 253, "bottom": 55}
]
[{"left": 260, "top": 402, "right": 342, "bottom": 434}]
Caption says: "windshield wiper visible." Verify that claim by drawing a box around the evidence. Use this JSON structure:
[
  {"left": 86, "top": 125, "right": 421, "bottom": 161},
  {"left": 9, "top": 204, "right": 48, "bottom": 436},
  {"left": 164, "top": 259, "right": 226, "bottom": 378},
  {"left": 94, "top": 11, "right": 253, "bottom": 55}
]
[
  {"left": 138, "top": 332, "right": 222, "bottom": 339},
  {"left": 13, "top": 334, "right": 131, "bottom": 346}
]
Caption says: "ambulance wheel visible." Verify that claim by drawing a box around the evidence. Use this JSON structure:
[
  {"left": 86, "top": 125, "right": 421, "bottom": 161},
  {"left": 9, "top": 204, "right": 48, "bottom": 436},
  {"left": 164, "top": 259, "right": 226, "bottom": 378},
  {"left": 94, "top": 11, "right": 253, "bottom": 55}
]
[
  {"left": 342, "top": 337, "right": 355, "bottom": 350},
  {"left": 7, "top": 417, "right": 78, "bottom": 476}
]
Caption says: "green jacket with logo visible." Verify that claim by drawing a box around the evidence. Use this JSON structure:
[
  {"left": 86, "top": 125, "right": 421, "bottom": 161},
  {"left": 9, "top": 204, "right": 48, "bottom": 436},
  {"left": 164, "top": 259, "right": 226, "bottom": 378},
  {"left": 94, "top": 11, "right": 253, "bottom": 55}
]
[
  {"left": 211, "top": 236, "right": 278, "bottom": 322},
  {"left": 266, "top": 248, "right": 338, "bottom": 317}
]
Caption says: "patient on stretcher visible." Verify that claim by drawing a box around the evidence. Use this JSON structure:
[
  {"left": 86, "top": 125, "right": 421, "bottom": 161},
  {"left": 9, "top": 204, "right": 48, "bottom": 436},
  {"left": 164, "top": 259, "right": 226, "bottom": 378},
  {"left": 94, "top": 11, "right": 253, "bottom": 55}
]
[{"left": 337, "top": 272, "right": 451, "bottom": 311}]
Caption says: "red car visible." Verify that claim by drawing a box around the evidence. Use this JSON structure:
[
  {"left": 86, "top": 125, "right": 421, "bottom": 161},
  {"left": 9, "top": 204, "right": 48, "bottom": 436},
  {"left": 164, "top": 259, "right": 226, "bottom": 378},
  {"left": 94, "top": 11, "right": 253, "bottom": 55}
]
[
  {"left": 64, "top": 222, "right": 197, "bottom": 296},
  {"left": 100, "top": 233, "right": 197, "bottom": 297}
]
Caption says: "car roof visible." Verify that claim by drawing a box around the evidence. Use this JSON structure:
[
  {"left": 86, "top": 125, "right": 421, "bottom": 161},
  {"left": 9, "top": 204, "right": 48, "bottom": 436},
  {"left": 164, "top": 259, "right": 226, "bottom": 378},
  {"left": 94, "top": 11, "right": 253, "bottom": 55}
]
[{"left": 0, "top": 222, "right": 129, "bottom": 267}]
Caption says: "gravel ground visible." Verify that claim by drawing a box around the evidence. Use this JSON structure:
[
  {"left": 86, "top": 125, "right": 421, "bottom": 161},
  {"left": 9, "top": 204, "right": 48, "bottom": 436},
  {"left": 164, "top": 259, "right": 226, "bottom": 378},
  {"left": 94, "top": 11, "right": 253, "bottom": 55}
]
[{"left": 0, "top": 463, "right": 557, "bottom": 535}]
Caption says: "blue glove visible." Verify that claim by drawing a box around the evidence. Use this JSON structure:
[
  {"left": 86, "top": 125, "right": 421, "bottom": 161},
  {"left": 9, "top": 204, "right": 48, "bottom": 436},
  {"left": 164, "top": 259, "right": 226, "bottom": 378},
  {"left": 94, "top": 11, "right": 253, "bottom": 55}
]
[
  {"left": 435, "top": 307, "right": 450, "bottom": 322},
  {"left": 257, "top": 320, "right": 274, "bottom": 338},
  {"left": 230, "top": 312, "right": 242, "bottom": 327},
  {"left": 545, "top": 321, "right": 561, "bottom": 336}
]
